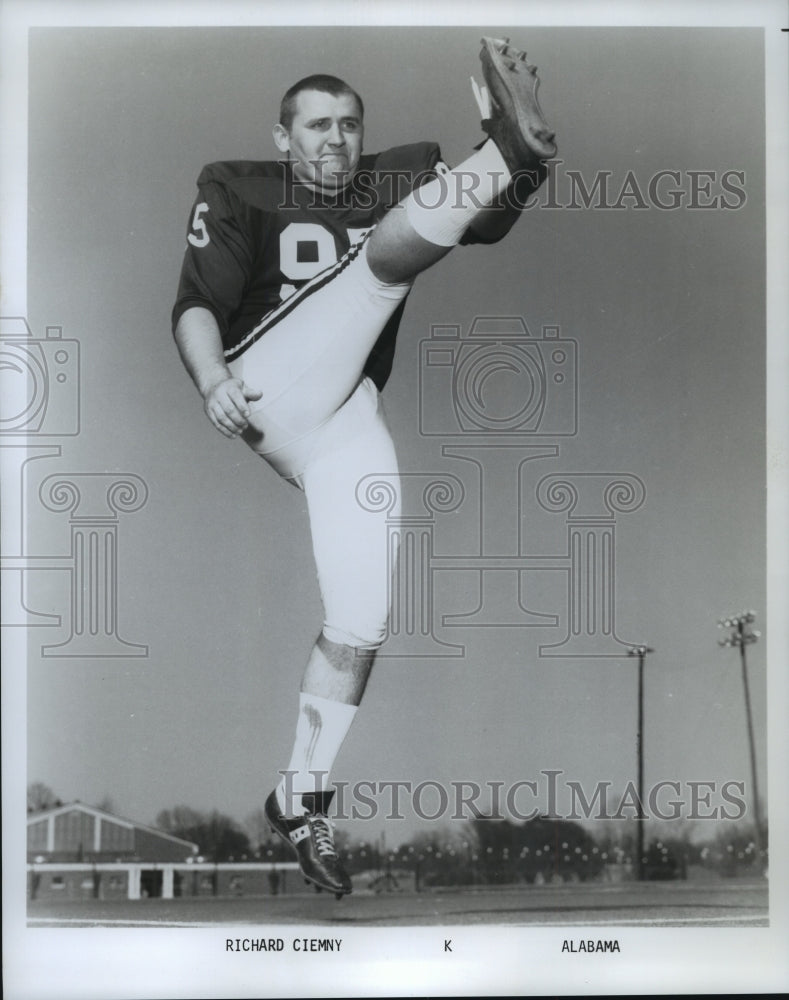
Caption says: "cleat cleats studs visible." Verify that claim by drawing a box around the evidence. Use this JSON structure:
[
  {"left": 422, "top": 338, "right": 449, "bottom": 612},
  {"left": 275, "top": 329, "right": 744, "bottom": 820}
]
[{"left": 478, "top": 35, "right": 557, "bottom": 171}]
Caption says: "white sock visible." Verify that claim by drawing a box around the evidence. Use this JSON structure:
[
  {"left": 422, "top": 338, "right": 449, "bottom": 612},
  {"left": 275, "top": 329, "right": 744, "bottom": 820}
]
[
  {"left": 276, "top": 693, "right": 358, "bottom": 815},
  {"left": 404, "top": 140, "right": 512, "bottom": 247}
]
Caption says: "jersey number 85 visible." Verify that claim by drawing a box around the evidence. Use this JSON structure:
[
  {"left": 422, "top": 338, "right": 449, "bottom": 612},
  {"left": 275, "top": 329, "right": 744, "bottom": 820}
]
[{"left": 188, "top": 203, "right": 371, "bottom": 302}]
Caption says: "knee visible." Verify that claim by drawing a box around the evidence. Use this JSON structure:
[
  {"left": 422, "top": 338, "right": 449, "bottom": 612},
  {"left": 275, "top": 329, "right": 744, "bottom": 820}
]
[
  {"left": 322, "top": 621, "right": 387, "bottom": 651},
  {"left": 365, "top": 203, "right": 446, "bottom": 285}
]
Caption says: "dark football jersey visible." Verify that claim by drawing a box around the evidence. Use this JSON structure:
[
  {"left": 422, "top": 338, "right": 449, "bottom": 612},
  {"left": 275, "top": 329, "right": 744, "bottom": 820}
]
[{"left": 172, "top": 143, "right": 444, "bottom": 390}]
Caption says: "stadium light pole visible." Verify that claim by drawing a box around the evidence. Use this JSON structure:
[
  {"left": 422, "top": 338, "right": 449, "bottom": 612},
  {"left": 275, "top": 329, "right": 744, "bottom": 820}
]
[
  {"left": 627, "top": 645, "right": 654, "bottom": 881},
  {"left": 718, "top": 611, "right": 763, "bottom": 856}
]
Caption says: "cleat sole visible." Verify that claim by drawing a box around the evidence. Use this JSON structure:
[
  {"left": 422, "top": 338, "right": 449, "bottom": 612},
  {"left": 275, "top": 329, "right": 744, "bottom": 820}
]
[{"left": 479, "top": 36, "right": 557, "bottom": 161}]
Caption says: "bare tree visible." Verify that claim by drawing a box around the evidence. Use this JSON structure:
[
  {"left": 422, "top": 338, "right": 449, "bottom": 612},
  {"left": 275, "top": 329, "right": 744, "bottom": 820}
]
[
  {"left": 243, "top": 808, "right": 269, "bottom": 851},
  {"left": 27, "top": 782, "right": 62, "bottom": 814},
  {"left": 95, "top": 794, "right": 117, "bottom": 814},
  {"left": 155, "top": 805, "right": 251, "bottom": 861},
  {"left": 156, "top": 805, "right": 204, "bottom": 834}
]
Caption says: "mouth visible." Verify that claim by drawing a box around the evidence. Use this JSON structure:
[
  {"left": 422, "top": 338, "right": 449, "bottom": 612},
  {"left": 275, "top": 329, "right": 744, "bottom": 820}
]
[{"left": 299, "top": 155, "right": 355, "bottom": 190}]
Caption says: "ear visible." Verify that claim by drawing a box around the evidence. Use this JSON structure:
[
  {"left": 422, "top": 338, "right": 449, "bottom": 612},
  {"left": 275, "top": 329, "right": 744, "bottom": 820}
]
[{"left": 272, "top": 123, "right": 291, "bottom": 154}]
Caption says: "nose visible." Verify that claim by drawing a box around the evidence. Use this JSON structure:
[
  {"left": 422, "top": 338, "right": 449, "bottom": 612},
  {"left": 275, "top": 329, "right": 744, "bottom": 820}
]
[{"left": 326, "top": 122, "right": 345, "bottom": 147}]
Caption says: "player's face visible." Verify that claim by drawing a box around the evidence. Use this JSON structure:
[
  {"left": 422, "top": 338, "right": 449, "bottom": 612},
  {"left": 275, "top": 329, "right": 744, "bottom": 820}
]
[{"left": 274, "top": 89, "right": 364, "bottom": 193}]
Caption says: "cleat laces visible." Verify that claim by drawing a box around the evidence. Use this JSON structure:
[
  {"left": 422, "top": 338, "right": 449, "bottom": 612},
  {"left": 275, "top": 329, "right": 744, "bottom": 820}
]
[{"left": 310, "top": 816, "right": 338, "bottom": 858}]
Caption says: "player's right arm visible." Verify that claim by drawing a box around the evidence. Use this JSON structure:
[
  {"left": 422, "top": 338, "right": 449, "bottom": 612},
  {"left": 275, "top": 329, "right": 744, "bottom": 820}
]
[
  {"left": 174, "top": 306, "right": 261, "bottom": 438},
  {"left": 172, "top": 170, "right": 262, "bottom": 437}
]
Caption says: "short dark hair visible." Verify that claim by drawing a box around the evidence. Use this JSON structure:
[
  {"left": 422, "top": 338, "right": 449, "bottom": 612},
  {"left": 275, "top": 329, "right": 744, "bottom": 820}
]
[{"left": 279, "top": 74, "right": 364, "bottom": 130}]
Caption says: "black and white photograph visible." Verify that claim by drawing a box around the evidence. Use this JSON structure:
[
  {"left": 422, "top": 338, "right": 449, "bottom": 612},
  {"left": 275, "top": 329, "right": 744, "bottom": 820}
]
[{"left": 2, "top": 0, "right": 788, "bottom": 996}]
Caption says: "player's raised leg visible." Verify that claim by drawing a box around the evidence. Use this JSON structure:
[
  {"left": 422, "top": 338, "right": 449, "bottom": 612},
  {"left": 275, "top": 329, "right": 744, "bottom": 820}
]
[
  {"left": 366, "top": 36, "right": 557, "bottom": 284},
  {"left": 231, "top": 37, "right": 557, "bottom": 472}
]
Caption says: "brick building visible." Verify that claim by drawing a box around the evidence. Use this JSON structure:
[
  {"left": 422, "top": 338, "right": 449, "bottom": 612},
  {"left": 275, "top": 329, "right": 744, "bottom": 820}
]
[
  {"left": 27, "top": 801, "right": 300, "bottom": 900},
  {"left": 27, "top": 801, "right": 198, "bottom": 864}
]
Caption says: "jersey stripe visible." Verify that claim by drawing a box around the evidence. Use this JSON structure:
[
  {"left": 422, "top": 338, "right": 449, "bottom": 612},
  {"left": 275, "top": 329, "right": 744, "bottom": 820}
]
[{"left": 224, "top": 233, "right": 369, "bottom": 362}]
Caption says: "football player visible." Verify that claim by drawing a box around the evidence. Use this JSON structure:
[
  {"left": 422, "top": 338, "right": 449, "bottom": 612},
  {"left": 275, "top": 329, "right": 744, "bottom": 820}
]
[{"left": 172, "top": 37, "right": 556, "bottom": 897}]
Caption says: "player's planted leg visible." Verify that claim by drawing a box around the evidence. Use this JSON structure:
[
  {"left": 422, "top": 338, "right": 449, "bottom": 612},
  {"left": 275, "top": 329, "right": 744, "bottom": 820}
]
[
  {"left": 266, "top": 635, "right": 377, "bottom": 897},
  {"left": 262, "top": 401, "right": 397, "bottom": 898}
]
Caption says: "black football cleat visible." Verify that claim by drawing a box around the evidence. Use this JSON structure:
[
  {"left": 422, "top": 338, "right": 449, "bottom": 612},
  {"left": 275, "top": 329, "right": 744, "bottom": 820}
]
[
  {"left": 478, "top": 36, "right": 557, "bottom": 173},
  {"left": 265, "top": 789, "right": 352, "bottom": 897}
]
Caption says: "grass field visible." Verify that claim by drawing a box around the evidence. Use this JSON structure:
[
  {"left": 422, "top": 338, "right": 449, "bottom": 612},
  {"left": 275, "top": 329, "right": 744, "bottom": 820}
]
[{"left": 28, "top": 877, "right": 768, "bottom": 928}]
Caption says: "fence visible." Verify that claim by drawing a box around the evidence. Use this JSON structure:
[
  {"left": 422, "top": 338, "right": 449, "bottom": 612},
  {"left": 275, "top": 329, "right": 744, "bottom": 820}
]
[{"left": 27, "top": 861, "right": 303, "bottom": 901}]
